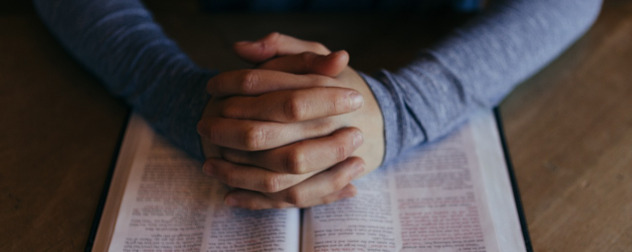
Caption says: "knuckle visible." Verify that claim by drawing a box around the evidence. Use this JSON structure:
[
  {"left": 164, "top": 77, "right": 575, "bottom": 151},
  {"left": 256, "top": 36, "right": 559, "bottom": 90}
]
[
  {"left": 285, "top": 188, "right": 304, "bottom": 205},
  {"left": 239, "top": 70, "right": 259, "bottom": 93},
  {"left": 266, "top": 32, "right": 281, "bottom": 43},
  {"left": 331, "top": 93, "right": 343, "bottom": 113},
  {"left": 243, "top": 125, "right": 266, "bottom": 150},
  {"left": 285, "top": 149, "right": 306, "bottom": 174},
  {"left": 259, "top": 32, "right": 281, "bottom": 53},
  {"left": 262, "top": 174, "right": 282, "bottom": 193},
  {"left": 300, "top": 51, "right": 315, "bottom": 61},
  {"left": 283, "top": 96, "right": 306, "bottom": 121},
  {"left": 334, "top": 144, "right": 349, "bottom": 163},
  {"left": 300, "top": 52, "right": 317, "bottom": 69}
]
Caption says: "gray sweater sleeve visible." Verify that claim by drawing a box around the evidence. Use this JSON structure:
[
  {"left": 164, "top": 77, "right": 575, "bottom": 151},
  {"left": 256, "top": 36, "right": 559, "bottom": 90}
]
[
  {"left": 363, "top": 0, "right": 602, "bottom": 165},
  {"left": 33, "top": 0, "right": 602, "bottom": 164},
  {"left": 33, "top": 0, "right": 215, "bottom": 160}
]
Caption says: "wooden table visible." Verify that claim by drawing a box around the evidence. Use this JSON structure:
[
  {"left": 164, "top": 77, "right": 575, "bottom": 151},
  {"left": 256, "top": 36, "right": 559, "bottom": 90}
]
[{"left": 1, "top": 1, "right": 630, "bottom": 251}]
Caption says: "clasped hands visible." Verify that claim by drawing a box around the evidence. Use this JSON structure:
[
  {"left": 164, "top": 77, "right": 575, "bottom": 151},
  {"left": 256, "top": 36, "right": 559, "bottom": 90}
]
[{"left": 198, "top": 33, "right": 384, "bottom": 209}]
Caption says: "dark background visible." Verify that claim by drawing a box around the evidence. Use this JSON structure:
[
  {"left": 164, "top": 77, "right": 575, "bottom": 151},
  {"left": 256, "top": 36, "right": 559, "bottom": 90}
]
[{"left": 1, "top": 0, "right": 631, "bottom": 251}]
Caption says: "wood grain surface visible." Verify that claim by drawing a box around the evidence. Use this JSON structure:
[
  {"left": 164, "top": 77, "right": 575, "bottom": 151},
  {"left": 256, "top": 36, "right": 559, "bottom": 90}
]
[
  {"left": 500, "top": 1, "right": 632, "bottom": 251},
  {"left": 1, "top": 0, "right": 630, "bottom": 251}
]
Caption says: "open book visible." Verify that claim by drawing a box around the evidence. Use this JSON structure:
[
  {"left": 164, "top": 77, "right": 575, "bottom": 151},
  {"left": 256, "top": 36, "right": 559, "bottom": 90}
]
[{"left": 91, "top": 110, "right": 530, "bottom": 251}]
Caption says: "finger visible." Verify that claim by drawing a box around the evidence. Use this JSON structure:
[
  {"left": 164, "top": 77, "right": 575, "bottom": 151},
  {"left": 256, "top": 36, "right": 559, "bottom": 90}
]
[
  {"left": 197, "top": 117, "right": 335, "bottom": 151},
  {"left": 221, "top": 127, "right": 364, "bottom": 174},
  {"left": 224, "top": 157, "right": 364, "bottom": 209},
  {"left": 258, "top": 50, "right": 349, "bottom": 77},
  {"left": 265, "top": 157, "right": 364, "bottom": 207},
  {"left": 207, "top": 69, "right": 336, "bottom": 98},
  {"left": 203, "top": 157, "right": 315, "bottom": 193},
  {"left": 229, "top": 157, "right": 363, "bottom": 209},
  {"left": 225, "top": 184, "right": 357, "bottom": 210},
  {"left": 219, "top": 87, "right": 363, "bottom": 122},
  {"left": 233, "top": 32, "right": 331, "bottom": 63}
]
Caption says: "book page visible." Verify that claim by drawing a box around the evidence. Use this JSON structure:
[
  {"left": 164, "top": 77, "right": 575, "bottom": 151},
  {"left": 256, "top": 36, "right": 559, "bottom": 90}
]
[
  {"left": 469, "top": 111, "right": 527, "bottom": 252},
  {"left": 98, "top": 115, "right": 299, "bottom": 252},
  {"left": 302, "top": 110, "right": 525, "bottom": 252},
  {"left": 302, "top": 167, "right": 400, "bottom": 251}
]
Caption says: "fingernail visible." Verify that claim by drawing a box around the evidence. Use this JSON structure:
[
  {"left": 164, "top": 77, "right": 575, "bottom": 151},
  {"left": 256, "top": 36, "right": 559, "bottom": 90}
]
[
  {"left": 352, "top": 130, "right": 364, "bottom": 148},
  {"left": 349, "top": 91, "right": 364, "bottom": 110},
  {"left": 225, "top": 196, "right": 238, "bottom": 207},
  {"left": 322, "top": 51, "right": 340, "bottom": 61},
  {"left": 339, "top": 187, "right": 357, "bottom": 198},
  {"left": 330, "top": 50, "right": 347, "bottom": 57},
  {"left": 351, "top": 162, "right": 365, "bottom": 179}
]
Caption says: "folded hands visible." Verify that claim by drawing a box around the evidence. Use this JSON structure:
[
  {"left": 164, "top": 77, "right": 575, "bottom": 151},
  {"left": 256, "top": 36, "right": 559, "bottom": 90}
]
[{"left": 198, "top": 32, "right": 384, "bottom": 209}]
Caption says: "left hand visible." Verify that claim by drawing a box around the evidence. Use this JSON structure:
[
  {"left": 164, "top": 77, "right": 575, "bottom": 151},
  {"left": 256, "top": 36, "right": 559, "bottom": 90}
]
[
  {"left": 229, "top": 33, "right": 385, "bottom": 177},
  {"left": 199, "top": 33, "right": 385, "bottom": 209}
]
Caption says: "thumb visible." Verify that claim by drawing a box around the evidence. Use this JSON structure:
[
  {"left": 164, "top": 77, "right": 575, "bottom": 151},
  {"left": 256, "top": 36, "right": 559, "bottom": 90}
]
[
  {"left": 233, "top": 32, "right": 331, "bottom": 64},
  {"left": 259, "top": 50, "right": 349, "bottom": 77}
]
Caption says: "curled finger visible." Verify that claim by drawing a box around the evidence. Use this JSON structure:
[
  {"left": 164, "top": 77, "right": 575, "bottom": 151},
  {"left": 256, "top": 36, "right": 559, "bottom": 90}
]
[
  {"left": 224, "top": 157, "right": 365, "bottom": 209},
  {"left": 207, "top": 69, "right": 336, "bottom": 98},
  {"left": 233, "top": 32, "right": 331, "bottom": 63},
  {"left": 258, "top": 50, "right": 349, "bottom": 76},
  {"left": 203, "top": 157, "right": 316, "bottom": 193},
  {"left": 198, "top": 117, "right": 331, "bottom": 151},
  {"left": 225, "top": 184, "right": 357, "bottom": 210},
  {"left": 219, "top": 87, "right": 363, "bottom": 122},
  {"left": 221, "top": 127, "right": 364, "bottom": 174}
]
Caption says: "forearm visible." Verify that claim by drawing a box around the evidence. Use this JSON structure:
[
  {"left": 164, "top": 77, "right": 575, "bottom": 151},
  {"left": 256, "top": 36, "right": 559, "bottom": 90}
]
[
  {"left": 33, "top": 0, "right": 214, "bottom": 160},
  {"left": 367, "top": 0, "right": 602, "bottom": 165}
]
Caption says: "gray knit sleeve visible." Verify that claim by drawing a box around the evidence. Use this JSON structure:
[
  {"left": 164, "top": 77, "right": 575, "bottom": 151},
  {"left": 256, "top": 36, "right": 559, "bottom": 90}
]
[
  {"left": 33, "top": 0, "right": 602, "bottom": 165},
  {"left": 363, "top": 0, "right": 602, "bottom": 165},
  {"left": 33, "top": 0, "right": 215, "bottom": 160}
]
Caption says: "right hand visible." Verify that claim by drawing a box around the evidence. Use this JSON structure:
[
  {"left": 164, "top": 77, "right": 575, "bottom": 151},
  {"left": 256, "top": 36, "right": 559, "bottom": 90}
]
[
  {"left": 224, "top": 33, "right": 385, "bottom": 182},
  {"left": 198, "top": 37, "right": 368, "bottom": 208}
]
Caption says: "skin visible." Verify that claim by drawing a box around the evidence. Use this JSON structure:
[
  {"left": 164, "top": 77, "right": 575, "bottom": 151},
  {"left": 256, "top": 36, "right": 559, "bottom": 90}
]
[{"left": 198, "top": 33, "right": 385, "bottom": 209}]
